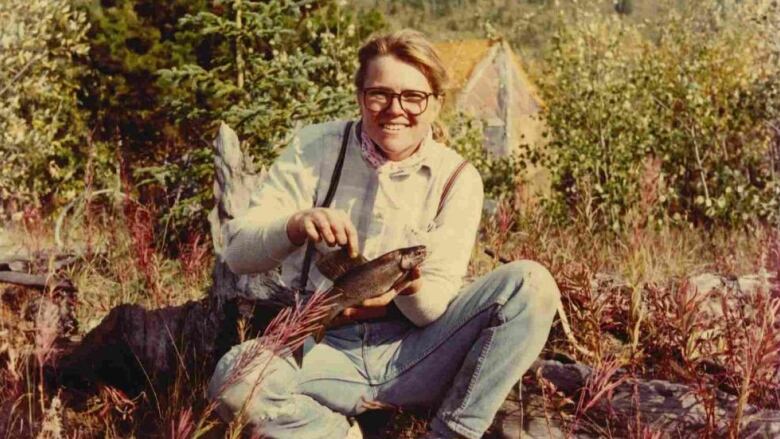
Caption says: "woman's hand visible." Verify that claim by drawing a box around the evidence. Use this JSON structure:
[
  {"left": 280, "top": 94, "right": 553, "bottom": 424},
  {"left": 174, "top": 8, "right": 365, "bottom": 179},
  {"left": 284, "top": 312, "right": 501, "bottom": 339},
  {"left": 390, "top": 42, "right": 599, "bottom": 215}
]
[
  {"left": 286, "top": 208, "right": 359, "bottom": 257},
  {"left": 332, "top": 267, "right": 422, "bottom": 326}
]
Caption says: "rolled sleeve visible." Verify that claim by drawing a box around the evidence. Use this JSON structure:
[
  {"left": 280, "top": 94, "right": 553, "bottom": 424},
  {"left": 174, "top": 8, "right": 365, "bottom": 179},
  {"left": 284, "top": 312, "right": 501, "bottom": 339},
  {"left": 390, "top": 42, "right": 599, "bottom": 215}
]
[
  {"left": 222, "top": 124, "right": 325, "bottom": 275},
  {"left": 394, "top": 273, "right": 458, "bottom": 326},
  {"left": 224, "top": 213, "right": 298, "bottom": 274}
]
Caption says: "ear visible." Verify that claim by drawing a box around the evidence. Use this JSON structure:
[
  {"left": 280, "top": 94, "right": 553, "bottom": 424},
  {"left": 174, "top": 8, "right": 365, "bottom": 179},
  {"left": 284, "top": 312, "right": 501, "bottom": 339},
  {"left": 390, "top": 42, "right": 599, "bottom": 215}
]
[
  {"left": 429, "top": 95, "right": 443, "bottom": 119},
  {"left": 356, "top": 90, "right": 366, "bottom": 115}
]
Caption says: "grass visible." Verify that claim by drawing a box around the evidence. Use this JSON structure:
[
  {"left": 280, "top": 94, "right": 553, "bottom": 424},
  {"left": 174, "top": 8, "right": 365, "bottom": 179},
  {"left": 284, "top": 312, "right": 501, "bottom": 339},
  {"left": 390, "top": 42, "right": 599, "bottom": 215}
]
[{"left": 0, "top": 193, "right": 777, "bottom": 437}]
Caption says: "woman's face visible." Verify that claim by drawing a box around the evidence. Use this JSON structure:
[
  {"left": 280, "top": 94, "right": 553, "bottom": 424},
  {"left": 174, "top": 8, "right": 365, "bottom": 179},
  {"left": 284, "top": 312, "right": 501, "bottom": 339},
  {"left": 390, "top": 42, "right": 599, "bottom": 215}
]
[{"left": 358, "top": 55, "right": 441, "bottom": 162}]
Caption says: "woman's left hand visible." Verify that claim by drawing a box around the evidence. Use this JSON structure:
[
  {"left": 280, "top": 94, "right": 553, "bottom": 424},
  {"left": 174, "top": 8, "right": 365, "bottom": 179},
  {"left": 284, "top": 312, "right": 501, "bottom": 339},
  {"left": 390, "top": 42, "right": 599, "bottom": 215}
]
[{"left": 333, "top": 267, "right": 422, "bottom": 324}]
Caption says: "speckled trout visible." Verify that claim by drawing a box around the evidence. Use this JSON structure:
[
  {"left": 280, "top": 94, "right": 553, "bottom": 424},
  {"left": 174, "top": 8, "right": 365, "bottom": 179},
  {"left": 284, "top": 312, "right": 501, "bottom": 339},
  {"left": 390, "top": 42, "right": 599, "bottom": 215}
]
[{"left": 293, "top": 245, "right": 427, "bottom": 366}]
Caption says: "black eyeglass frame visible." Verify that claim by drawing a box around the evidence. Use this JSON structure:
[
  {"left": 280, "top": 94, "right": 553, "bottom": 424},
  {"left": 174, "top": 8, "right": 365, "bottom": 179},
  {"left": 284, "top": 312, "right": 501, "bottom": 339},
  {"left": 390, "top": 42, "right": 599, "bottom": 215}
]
[{"left": 360, "top": 87, "right": 440, "bottom": 116}]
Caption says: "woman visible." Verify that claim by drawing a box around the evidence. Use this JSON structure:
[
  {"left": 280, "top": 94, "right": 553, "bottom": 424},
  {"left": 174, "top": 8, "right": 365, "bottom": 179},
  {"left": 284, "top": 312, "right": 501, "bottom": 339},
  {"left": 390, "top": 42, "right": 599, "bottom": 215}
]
[{"left": 208, "top": 29, "right": 560, "bottom": 439}]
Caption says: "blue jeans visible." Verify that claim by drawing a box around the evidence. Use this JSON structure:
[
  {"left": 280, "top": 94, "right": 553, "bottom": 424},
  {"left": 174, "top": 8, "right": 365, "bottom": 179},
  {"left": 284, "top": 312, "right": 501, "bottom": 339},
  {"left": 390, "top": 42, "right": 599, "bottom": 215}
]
[{"left": 208, "top": 260, "right": 560, "bottom": 439}]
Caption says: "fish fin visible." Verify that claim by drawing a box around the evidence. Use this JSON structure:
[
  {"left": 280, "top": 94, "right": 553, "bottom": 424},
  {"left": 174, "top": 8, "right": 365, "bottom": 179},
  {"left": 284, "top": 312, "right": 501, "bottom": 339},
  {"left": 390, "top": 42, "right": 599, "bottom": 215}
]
[
  {"left": 293, "top": 346, "right": 304, "bottom": 368},
  {"left": 316, "top": 247, "right": 368, "bottom": 280}
]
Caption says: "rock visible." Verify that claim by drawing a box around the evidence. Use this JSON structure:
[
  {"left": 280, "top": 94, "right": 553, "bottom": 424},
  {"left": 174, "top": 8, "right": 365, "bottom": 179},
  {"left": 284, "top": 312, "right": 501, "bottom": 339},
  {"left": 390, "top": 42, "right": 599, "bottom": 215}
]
[
  {"left": 490, "top": 360, "right": 780, "bottom": 438},
  {"left": 689, "top": 271, "right": 774, "bottom": 320}
]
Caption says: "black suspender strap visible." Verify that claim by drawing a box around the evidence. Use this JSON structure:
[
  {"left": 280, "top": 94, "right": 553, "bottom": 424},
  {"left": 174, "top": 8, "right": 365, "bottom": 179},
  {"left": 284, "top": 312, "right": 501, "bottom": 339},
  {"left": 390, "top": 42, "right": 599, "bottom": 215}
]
[{"left": 298, "top": 121, "right": 353, "bottom": 291}]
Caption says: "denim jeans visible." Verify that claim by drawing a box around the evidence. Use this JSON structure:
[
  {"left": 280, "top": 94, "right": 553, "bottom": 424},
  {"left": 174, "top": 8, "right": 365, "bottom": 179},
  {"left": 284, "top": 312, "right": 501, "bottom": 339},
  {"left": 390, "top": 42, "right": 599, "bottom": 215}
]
[{"left": 208, "top": 260, "right": 560, "bottom": 439}]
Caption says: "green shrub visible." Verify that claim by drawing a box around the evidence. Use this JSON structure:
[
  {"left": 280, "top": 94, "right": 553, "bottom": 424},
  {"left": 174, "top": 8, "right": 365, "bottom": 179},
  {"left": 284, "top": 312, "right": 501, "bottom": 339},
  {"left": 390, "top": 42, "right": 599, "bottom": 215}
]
[
  {"left": 445, "top": 112, "right": 520, "bottom": 200},
  {"left": 535, "top": 1, "right": 779, "bottom": 229},
  {"left": 0, "top": 0, "right": 103, "bottom": 214},
  {"left": 77, "top": 0, "right": 209, "bottom": 158}
]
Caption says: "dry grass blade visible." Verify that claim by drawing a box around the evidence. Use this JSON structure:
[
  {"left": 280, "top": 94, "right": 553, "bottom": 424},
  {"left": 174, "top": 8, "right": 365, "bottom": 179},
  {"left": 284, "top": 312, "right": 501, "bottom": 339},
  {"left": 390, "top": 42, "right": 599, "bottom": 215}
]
[
  {"left": 580, "top": 357, "right": 627, "bottom": 414},
  {"left": 169, "top": 407, "right": 195, "bottom": 439}
]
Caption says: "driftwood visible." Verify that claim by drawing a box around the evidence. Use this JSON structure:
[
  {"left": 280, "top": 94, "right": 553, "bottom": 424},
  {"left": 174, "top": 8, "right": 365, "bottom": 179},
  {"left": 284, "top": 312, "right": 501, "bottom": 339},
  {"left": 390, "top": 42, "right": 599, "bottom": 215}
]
[
  {"left": 57, "top": 297, "right": 245, "bottom": 395},
  {"left": 0, "top": 249, "right": 81, "bottom": 271},
  {"left": 0, "top": 249, "right": 80, "bottom": 291},
  {"left": 0, "top": 244, "right": 84, "bottom": 319},
  {"left": 0, "top": 271, "right": 75, "bottom": 292}
]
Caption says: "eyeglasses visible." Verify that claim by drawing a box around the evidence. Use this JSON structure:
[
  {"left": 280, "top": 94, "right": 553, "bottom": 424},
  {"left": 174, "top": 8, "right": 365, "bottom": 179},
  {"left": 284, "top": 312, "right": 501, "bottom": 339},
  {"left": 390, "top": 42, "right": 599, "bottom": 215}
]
[{"left": 361, "top": 88, "right": 437, "bottom": 116}]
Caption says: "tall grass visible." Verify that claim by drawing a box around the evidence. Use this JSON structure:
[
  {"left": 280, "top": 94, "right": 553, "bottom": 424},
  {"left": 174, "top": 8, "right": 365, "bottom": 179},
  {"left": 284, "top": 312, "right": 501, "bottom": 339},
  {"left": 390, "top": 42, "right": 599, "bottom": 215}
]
[
  {"left": 1, "top": 187, "right": 777, "bottom": 437},
  {"left": 1, "top": 193, "right": 352, "bottom": 437}
]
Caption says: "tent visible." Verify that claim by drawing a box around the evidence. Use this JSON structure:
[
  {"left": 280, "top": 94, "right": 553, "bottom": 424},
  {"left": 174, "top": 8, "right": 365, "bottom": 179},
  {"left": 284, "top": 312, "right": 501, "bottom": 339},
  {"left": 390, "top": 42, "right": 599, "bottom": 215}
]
[{"left": 435, "top": 38, "right": 549, "bottom": 199}]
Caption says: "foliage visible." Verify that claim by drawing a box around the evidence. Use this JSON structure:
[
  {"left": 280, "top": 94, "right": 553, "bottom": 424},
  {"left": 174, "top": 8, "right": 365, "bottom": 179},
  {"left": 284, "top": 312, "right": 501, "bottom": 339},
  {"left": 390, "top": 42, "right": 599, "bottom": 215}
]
[
  {"left": 534, "top": 1, "right": 780, "bottom": 229},
  {"left": 77, "top": 0, "right": 209, "bottom": 158},
  {"left": 75, "top": 0, "right": 217, "bottom": 246},
  {"left": 0, "top": 0, "right": 105, "bottom": 214},
  {"left": 74, "top": 0, "right": 384, "bottom": 235},
  {"left": 445, "top": 112, "right": 520, "bottom": 200},
  {"left": 359, "top": 0, "right": 635, "bottom": 65},
  {"left": 149, "top": 0, "right": 384, "bottom": 231}
]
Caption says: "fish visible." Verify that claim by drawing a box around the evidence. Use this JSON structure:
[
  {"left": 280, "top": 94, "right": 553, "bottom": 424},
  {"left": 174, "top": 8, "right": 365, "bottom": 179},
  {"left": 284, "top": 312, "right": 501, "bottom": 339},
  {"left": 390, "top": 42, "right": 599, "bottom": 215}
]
[{"left": 292, "top": 245, "right": 427, "bottom": 366}]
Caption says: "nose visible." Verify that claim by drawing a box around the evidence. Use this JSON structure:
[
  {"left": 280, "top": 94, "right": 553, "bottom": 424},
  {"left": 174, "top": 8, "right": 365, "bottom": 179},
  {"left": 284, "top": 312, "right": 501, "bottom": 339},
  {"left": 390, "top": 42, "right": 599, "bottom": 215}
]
[{"left": 384, "top": 94, "right": 405, "bottom": 116}]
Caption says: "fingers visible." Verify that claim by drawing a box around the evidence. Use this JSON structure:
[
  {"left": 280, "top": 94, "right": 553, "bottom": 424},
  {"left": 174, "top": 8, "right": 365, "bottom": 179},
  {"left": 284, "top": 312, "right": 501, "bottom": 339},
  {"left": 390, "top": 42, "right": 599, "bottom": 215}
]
[
  {"left": 302, "top": 217, "right": 321, "bottom": 242},
  {"left": 391, "top": 267, "right": 422, "bottom": 295},
  {"left": 345, "top": 221, "right": 359, "bottom": 258},
  {"left": 397, "top": 278, "right": 422, "bottom": 296},
  {"left": 332, "top": 220, "right": 348, "bottom": 247},
  {"left": 360, "top": 289, "right": 397, "bottom": 307},
  {"left": 289, "top": 208, "right": 359, "bottom": 258},
  {"left": 310, "top": 211, "right": 336, "bottom": 245},
  {"left": 300, "top": 208, "right": 359, "bottom": 252}
]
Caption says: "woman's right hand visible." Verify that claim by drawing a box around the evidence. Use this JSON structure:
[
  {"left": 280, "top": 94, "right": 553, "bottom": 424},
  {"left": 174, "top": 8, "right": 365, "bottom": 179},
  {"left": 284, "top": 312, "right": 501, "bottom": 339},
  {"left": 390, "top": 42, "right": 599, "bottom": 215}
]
[{"left": 286, "top": 208, "right": 359, "bottom": 258}]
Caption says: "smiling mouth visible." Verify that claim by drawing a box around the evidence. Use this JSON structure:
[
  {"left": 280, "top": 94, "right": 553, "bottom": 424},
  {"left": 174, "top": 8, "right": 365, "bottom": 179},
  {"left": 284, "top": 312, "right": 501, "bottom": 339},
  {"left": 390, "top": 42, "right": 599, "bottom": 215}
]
[{"left": 380, "top": 123, "right": 409, "bottom": 132}]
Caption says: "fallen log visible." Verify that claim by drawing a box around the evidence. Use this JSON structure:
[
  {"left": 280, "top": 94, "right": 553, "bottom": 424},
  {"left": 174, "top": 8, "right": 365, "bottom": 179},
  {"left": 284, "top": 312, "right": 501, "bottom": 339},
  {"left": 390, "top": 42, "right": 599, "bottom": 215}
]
[
  {"left": 57, "top": 297, "right": 243, "bottom": 395},
  {"left": 0, "top": 250, "right": 82, "bottom": 272},
  {"left": 0, "top": 271, "right": 75, "bottom": 292}
]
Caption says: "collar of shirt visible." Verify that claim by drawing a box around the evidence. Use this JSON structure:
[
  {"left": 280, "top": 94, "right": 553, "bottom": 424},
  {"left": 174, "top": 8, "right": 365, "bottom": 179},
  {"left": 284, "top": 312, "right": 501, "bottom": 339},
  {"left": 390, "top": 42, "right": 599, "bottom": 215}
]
[{"left": 357, "top": 121, "right": 434, "bottom": 178}]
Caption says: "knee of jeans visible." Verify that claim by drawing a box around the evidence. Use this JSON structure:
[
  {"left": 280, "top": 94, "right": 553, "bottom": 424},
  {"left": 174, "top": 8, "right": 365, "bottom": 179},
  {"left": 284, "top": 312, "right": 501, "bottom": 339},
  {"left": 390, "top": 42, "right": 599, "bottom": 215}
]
[
  {"left": 499, "top": 260, "right": 560, "bottom": 321},
  {"left": 208, "top": 341, "right": 297, "bottom": 424}
]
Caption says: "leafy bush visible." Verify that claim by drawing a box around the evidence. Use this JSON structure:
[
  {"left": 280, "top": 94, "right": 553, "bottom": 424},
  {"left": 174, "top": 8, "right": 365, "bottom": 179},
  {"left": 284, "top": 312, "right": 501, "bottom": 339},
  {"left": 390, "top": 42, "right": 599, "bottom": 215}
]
[
  {"left": 77, "top": 0, "right": 209, "bottom": 157},
  {"left": 445, "top": 112, "right": 520, "bottom": 200},
  {"left": 534, "top": 1, "right": 780, "bottom": 229},
  {"left": 0, "top": 0, "right": 105, "bottom": 215}
]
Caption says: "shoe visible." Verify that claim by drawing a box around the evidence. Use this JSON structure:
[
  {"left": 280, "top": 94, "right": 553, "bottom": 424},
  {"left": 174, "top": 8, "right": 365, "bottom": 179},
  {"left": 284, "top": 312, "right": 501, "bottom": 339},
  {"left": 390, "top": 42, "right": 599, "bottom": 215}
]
[{"left": 345, "top": 422, "right": 363, "bottom": 439}]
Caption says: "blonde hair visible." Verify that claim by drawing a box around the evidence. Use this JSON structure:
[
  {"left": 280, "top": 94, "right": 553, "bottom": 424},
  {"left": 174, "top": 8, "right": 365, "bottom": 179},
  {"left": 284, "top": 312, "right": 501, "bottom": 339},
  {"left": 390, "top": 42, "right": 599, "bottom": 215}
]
[{"left": 355, "top": 29, "right": 450, "bottom": 141}]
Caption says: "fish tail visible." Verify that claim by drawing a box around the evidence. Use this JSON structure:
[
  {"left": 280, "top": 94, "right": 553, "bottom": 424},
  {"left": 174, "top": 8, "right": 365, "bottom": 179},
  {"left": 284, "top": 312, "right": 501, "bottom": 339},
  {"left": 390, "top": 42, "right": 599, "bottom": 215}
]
[
  {"left": 313, "top": 325, "right": 327, "bottom": 343},
  {"left": 311, "top": 307, "right": 341, "bottom": 343},
  {"left": 293, "top": 346, "right": 304, "bottom": 368}
]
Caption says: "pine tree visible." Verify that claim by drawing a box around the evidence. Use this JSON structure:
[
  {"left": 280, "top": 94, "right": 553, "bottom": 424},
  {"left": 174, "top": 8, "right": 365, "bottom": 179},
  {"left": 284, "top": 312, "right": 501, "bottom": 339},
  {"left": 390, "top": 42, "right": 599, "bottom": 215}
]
[
  {"left": 78, "top": 0, "right": 208, "bottom": 159},
  {"left": 153, "top": 0, "right": 384, "bottom": 230}
]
